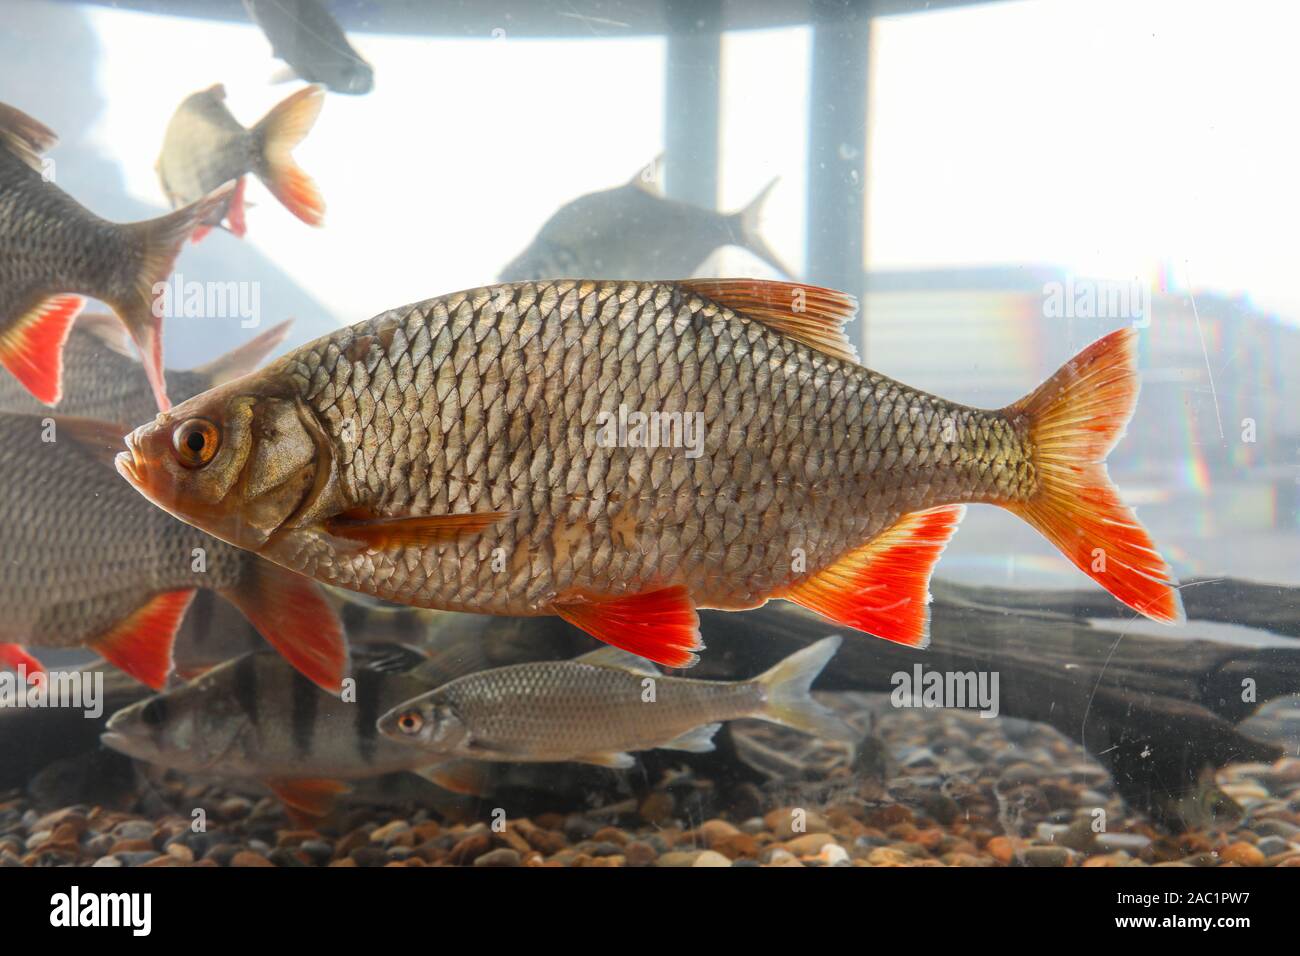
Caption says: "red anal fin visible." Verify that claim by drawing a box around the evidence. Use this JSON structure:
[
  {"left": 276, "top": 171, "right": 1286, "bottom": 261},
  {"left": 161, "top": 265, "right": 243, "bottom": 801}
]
[
  {"left": 679, "top": 279, "right": 859, "bottom": 364},
  {"left": 190, "top": 223, "right": 213, "bottom": 244},
  {"left": 222, "top": 563, "right": 348, "bottom": 693},
  {"left": 0, "top": 294, "right": 84, "bottom": 405},
  {"left": 225, "top": 176, "right": 248, "bottom": 238},
  {"left": 91, "top": 590, "right": 195, "bottom": 689},
  {"left": 0, "top": 644, "right": 44, "bottom": 683},
  {"left": 552, "top": 585, "right": 701, "bottom": 669},
  {"left": 781, "top": 505, "right": 965, "bottom": 648},
  {"left": 266, "top": 777, "right": 349, "bottom": 820},
  {"left": 325, "top": 509, "right": 510, "bottom": 552}
]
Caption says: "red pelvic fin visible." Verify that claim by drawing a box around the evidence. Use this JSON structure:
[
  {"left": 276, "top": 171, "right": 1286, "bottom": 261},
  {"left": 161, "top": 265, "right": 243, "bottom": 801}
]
[
  {"left": 0, "top": 643, "right": 44, "bottom": 683},
  {"left": 553, "top": 585, "right": 702, "bottom": 669},
  {"left": 91, "top": 590, "right": 195, "bottom": 688}
]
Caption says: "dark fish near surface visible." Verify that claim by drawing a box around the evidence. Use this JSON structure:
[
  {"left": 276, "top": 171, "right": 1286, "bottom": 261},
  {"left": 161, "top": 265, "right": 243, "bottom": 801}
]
[
  {"left": 158, "top": 84, "right": 325, "bottom": 241},
  {"left": 0, "top": 413, "right": 345, "bottom": 691},
  {"left": 244, "top": 0, "right": 374, "bottom": 95},
  {"left": 379, "top": 637, "right": 853, "bottom": 767},
  {"left": 102, "top": 645, "right": 461, "bottom": 819},
  {"left": 120, "top": 279, "right": 1183, "bottom": 671},
  {"left": 0, "top": 102, "right": 233, "bottom": 410},
  {"left": 0, "top": 313, "right": 291, "bottom": 426},
  {"left": 499, "top": 169, "right": 793, "bottom": 281}
]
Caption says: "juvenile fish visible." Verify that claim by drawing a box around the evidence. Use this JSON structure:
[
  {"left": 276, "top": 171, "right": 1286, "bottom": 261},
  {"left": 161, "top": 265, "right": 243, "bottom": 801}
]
[
  {"left": 0, "top": 413, "right": 345, "bottom": 691},
  {"left": 0, "top": 102, "right": 233, "bottom": 409},
  {"left": 378, "top": 637, "right": 853, "bottom": 767},
  {"left": 119, "top": 278, "right": 1183, "bottom": 670},
  {"left": 157, "top": 84, "right": 324, "bottom": 241},
  {"left": 500, "top": 169, "right": 792, "bottom": 281},
  {"left": 0, "top": 314, "right": 291, "bottom": 427},
  {"left": 244, "top": 0, "right": 374, "bottom": 95}
]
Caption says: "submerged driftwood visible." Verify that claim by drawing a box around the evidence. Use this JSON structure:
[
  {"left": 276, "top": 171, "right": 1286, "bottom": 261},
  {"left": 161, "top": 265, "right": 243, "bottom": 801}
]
[{"left": 2, "top": 577, "right": 1296, "bottom": 828}]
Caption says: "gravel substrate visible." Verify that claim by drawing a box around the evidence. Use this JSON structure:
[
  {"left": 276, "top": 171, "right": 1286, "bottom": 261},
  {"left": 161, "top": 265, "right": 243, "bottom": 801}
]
[{"left": 3, "top": 698, "right": 1299, "bottom": 867}]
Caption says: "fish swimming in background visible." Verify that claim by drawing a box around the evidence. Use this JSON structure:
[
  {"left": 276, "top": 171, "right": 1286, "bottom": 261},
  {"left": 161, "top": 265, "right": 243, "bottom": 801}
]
[
  {"left": 0, "top": 102, "right": 234, "bottom": 409},
  {"left": 157, "top": 84, "right": 325, "bottom": 242},
  {"left": 0, "top": 313, "right": 292, "bottom": 427},
  {"left": 102, "top": 645, "right": 452, "bottom": 820},
  {"left": 0, "top": 412, "right": 345, "bottom": 691},
  {"left": 118, "top": 278, "right": 1183, "bottom": 670},
  {"left": 378, "top": 637, "right": 853, "bottom": 767},
  {"left": 499, "top": 165, "right": 793, "bottom": 281},
  {"left": 244, "top": 0, "right": 374, "bottom": 95}
]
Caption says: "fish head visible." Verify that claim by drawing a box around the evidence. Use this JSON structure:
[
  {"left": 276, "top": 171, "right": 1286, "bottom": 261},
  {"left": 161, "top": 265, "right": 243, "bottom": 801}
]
[
  {"left": 101, "top": 677, "right": 249, "bottom": 774},
  {"left": 329, "top": 57, "right": 374, "bottom": 95},
  {"left": 117, "top": 378, "right": 327, "bottom": 554},
  {"left": 377, "top": 693, "right": 470, "bottom": 753}
]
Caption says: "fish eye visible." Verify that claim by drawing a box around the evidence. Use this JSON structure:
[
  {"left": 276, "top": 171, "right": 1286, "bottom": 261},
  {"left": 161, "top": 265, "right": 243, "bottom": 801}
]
[
  {"left": 396, "top": 711, "right": 423, "bottom": 736},
  {"left": 172, "top": 418, "right": 221, "bottom": 469}
]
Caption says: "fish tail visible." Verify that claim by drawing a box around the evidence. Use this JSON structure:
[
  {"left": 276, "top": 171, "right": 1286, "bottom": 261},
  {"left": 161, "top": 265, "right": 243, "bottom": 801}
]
[
  {"left": 731, "top": 177, "right": 796, "bottom": 278},
  {"left": 754, "top": 636, "right": 855, "bottom": 741},
  {"left": 1001, "top": 328, "right": 1185, "bottom": 624},
  {"left": 115, "top": 180, "right": 238, "bottom": 411},
  {"left": 252, "top": 84, "right": 325, "bottom": 227}
]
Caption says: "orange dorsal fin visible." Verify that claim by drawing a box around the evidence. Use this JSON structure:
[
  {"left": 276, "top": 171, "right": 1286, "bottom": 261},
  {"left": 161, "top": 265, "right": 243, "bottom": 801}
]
[
  {"left": 1002, "top": 328, "right": 1184, "bottom": 624},
  {"left": 325, "top": 509, "right": 511, "bottom": 552},
  {"left": 221, "top": 562, "right": 348, "bottom": 694},
  {"left": 0, "top": 103, "right": 57, "bottom": 171},
  {"left": 92, "top": 590, "right": 195, "bottom": 688},
  {"left": 552, "top": 585, "right": 702, "bottom": 669},
  {"left": 0, "top": 644, "right": 44, "bottom": 682},
  {"left": 679, "top": 279, "right": 859, "bottom": 364},
  {"left": 266, "top": 777, "right": 350, "bottom": 819},
  {"left": 781, "top": 505, "right": 965, "bottom": 648},
  {"left": 0, "top": 294, "right": 84, "bottom": 405}
]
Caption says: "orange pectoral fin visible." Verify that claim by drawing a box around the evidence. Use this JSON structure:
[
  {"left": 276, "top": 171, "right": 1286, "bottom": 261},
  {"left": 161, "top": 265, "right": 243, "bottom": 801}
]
[
  {"left": 92, "top": 590, "right": 195, "bottom": 689},
  {"left": 0, "top": 294, "right": 84, "bottom": 405},
  {"left": 0, "top": 643, "right": 44, "bottom": 682},
  {"left": 781, "top": 505, "right": 966, "bottom": 648},
  {"left": 325, "top": 509, "right": 511, "bottom": 552},
  {"left": 266, "top": 777, "right": 350, "bottom": 821},
  {"left": 222, "top": 563, "right": 348, "bottom": 694},
  {"left": 552, "top": 585, "right": 702, "bottom": 669}
]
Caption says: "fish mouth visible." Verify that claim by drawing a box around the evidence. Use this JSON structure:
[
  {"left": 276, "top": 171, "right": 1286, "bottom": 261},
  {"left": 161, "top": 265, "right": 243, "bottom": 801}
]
[
  {"left": 100, "top": 730, "right": 151, "bottom": 762},
  {"left": 114, "top": 434, "right": 145, "bottom": 490}
]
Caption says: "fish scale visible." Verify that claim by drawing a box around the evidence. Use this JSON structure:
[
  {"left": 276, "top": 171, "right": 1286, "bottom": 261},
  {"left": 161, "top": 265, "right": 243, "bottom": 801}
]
[{"left": 273, "top": 279, "right": 1019, "bottom": 612}]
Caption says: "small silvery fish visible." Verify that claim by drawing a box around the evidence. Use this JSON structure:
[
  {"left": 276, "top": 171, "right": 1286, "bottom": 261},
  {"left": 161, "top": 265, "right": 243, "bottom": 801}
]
[
  {"left": 157, "top": 84, "right": 325, "bottom": 242},
  {"left": 0, "top": 413, "right": 345, "bottom": 691},
  {"left": 500, "top": 168, "right": 792, "bottom": 281},
  {"left": 102, "top": 646, "right": 443, "bottom": 819},
  {"left": 0, "top": 102, "right": 233, "bottom": 410},
  {"left": 118, "top": 278, "right": 1183, "bottom": 670},
  {"left": 378, "top": 636, "right": 853, "bottom": 768},
  {"left": 0, "top": 314, "right": 291, "bottom": 427},
  {"left": 244, "top": 0, "right": 374, "bottom": 95}
]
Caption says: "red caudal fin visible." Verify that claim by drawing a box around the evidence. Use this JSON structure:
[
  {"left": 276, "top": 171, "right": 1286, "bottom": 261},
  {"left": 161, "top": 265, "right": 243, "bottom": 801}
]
[
  {"left": 1001, "top": 328, "right": 1184, "bottom": 624},
  {"left": 222, "top": 562, "right": 348, "bottom": 693},
  {"left": 92, "top": 590, "right": 195, "bottom": 689},
  {"left": 0, "top": 294, "right": 84, "bottom": 405},
  {"left": 781, "top": 505, "right": 965, "bottom": 648},
  {"left": 0, "top": 643, "right": 45, "bottom": 683},
  {"left": 252, "top": 85, "right": 325, "bottom": 226},
  {"left": 553, "top": 585, "right": 702, "bottom": 669}
]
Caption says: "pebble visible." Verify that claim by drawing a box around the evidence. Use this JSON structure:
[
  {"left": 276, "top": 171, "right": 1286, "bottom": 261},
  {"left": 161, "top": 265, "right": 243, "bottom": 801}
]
[
  {"left": 692, "top": 850, "right": 732, "bottom": 867},
  {"left": 625, "top": 842, "right": 656, "bottom": 867},
  {"left": 229, "top": 851, "right": 275, "bottom": 867},
  {"left": 474, "top": 848, "right": 521, "bottom": 867},
  {"left": 1218, "top": 842, "right": 1265, "bottom": 866}
]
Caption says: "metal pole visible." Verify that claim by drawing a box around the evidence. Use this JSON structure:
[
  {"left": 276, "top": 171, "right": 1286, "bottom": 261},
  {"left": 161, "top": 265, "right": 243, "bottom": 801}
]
[
  {"left": 663, "top": 0, "right": 722, "bottom": 208},
  {"left": 807, "top": 0, "right": 871, "bottom": 343}
]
